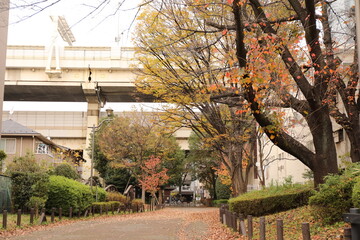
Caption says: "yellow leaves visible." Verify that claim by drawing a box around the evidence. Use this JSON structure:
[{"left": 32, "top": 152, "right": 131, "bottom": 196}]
[{"left": 208, "top": 84, "right": 218, "bottom": 91}]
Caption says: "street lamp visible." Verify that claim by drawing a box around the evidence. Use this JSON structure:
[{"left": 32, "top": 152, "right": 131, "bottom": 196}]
[{"left": 89, "top": 108, "right": 114, "bottom": 191}]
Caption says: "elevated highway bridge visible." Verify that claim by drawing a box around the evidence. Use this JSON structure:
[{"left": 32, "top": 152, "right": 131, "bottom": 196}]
[{"left": 4, "top": 45, "right": 190, "bottom": 178}]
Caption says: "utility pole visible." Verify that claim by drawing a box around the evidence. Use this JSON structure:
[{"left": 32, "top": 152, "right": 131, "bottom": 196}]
[{"left": 0, "top": 0, "right": 10, "bottom": 136}]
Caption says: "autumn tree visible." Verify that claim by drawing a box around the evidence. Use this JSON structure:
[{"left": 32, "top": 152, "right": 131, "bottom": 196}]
[
  {"left": 209, "top": 0, "right": 356, "bottom": 186},
  {"left": 98, "top": 111, "right": 182, "bottom": 202},
  {"left": 134, "top": 1, "right": 258, "bottom": 195},
  {"left": 135, "top": 0, "right": 358, "bottom": 186},
  {"left": 138, "top": 155, "right": 169, "bottom": 203}
]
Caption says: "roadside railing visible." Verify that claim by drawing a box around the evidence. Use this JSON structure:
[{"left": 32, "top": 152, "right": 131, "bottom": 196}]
[
  {"left": 1, "top": 203, "right": 165, "bottom": 230},
  {"left": 219, "top": 205, "right": 350, "bottom": 240}
]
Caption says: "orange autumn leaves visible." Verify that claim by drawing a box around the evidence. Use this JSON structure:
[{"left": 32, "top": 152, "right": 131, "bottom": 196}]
[{"left": 138, "top": 156, "right": 169, "bottom": 194}]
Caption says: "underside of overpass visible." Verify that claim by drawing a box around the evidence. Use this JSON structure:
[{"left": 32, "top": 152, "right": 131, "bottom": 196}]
[{"left": 4, "top": 45, "right": 165, "bottom": 179}]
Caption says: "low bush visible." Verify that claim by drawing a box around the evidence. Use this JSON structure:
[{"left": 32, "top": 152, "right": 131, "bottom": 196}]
[
  {"left": 92, "top": 201, "right": 124, "bottom": 212},
  {"left": 131, "top": 199, "right": 144, "bottom": 211},
  {"left": 309, "top": 163, "right": 360, "bottom": 224},
  {"left": 229, "top": 184, "right": 313, "bottom": 217},
  {"left": 10, "top": 171, "right": 49, "bottom": 211},
  {"left": 352, "top": 180, "right": 360, "bottom": 208},
  {"left": 216, "top": 179, "right": 231, "bottom": 200},
  {"left": 46, "top": 176, "right": 93, "bottom": 214},
  {"left": 53, "top": 163, "right": 80, "bottom": 180},
  {"left": 93, "top": 187, "right": 107, "bottom": 202},
  {"left": 212, "top": 199, "right": 228, "bottom": 207},
  {"left": 106, "top": 192, "right": 127, "bottom": 204}
]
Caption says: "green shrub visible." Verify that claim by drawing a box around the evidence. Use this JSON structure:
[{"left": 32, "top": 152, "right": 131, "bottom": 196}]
[
  {"left": 131, "top": 199, "right": 144, "bottom": 211},
  {"left": 10, "top": 171, "right": 49, "bottom": 210},
  {"left": 7, "top": 153, "right": 49, "bottom": 210},
  {"left": 26, "top": 196, "right": 46, "bottom": 215},
  {"left": 106, "top": 192, "right": 127, "bottom": 203},
  {"left": 353, "top": 180, "right": 360, "bottom": 208},
  {"left": 216, "top": 179, "right": 231, "bottom": 200},
  {"left": 53, "top": 163, "right": 80, "bottom": 180},
  {"left": 92, "top": 201, "right": 124, "bottom": 212},
  {"left": 46, "top": 176, "right": 93, "bottom": 214},
  {"left": 93, "top": 187, "right": 107, "bottom": 202},
  {"left": 309, "top": 164, "right": 360, "bottom": 224},
  {"left": 212, "top": 199, "right": 228, "bottom": 207},
  {"left": 229, "top": 184, "right": 313, "bottom": 217}
]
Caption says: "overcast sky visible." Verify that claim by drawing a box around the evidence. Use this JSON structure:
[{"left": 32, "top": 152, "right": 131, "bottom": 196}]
[
  {"left": 8, "top": 0, "right": 140, "bottom": 47},
  {"left": 5, "top": 0, "right": 151, "bottom": 113}
]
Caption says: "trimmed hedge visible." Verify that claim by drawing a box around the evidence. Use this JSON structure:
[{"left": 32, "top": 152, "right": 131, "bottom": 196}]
[
  {"left": 92, "top": 201, "right": 124, "bottom": 212},
  {"left": 212, "top": 199, "right": 228, "bottom": 207},
  {"left": 131, "top": 199, "right": 144, "bottom": 212},
  {"left": 46, "top": 176, "right": 93, "bottom": 214},
  {"left": 229, "top": 184, "right": 313, "bottom": 217},
  {"left": 93, "top": 187, "right": 107, "bottom": 202},
  {"left": 106, "top": 192, "right": 127, "bottom": 204}
]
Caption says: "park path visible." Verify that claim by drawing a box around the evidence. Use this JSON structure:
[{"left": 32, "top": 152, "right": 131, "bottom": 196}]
[{"left": 2, "top": 208, "right": 237, "bottom": 240}]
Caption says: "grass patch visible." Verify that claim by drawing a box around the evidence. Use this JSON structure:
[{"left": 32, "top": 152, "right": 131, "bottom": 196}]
[{"left": 231, "top": 206, "right": 349, "bottom": 239}]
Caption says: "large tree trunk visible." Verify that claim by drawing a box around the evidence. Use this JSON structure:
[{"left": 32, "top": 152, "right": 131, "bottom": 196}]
[
  {"left": 346, "top": 123, "right": 360, "bottom": 163},
  {"left": 231, "top": 166, "right": 248, "bottom": 196},
  {"left": 307, "top": 107, "right": 339, "bottom": 185},
  {"left": 141, "top": 188, "right": 145, "bottom": 203}
]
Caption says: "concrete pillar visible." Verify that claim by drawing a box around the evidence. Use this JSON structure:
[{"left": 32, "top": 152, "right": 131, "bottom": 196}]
[
  {"left": 0, "top": 0, "right": 9, "bottom": 136},
  {"left": 82, "top": 82, "right": 100, "bottom": 180}
]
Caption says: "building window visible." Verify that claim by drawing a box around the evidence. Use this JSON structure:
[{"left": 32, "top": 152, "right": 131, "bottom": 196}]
[
  {"left": 36, "top": 143, "right": 49, "bottom": 154},
  {"left": 0, "top": 138, "right": 16, "bottom": 154}
]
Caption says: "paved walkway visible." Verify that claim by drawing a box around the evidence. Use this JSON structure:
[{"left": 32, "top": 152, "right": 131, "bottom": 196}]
[{"left": 3, "top": 208, "right": 218, "bottom": 240}]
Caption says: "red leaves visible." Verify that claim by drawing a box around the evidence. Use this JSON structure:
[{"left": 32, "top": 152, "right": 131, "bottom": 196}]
[
  {"left": 138, "top": 156, "right": 169, "bottom": 194},
  {"left": 227, "top": 0, "right": 234, "bottom": 4}
]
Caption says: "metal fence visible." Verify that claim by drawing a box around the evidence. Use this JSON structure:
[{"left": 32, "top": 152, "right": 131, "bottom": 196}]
[{"left": 0, "top": 174, "right": 11, "bottom": 211}]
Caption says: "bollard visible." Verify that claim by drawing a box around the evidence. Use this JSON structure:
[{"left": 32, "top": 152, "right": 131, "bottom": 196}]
[
  {"left": 220, "top": 206, "right": 224, "bottom": 223},
  {"left": 248, "top": 215, "right": 253, "bottom": 239},
  {"left": 51, "top": 208, "right": 55, "bottom": 222},
  {"left": 302, "top": 223, "right": 311, "bottom": 240},
  {"left": 59, "top": 207, "right": 62, "bottom": 220},
  {"left": 276, "top": 219, "right": 284, "bottom": 240},
  {"left": 344, "top": 208, "right": 360, "bottom": 239},
  {"left": 30, "top": 208, "right": 34, "bottom": 224},
  {"left": 17, "top": 209, "right": 22, "bottom": 227},
  {"left": 344, "top": 227, "right": 352, "bottom": 240},
  {"left": 259, "top": 216, "right": 266, "bottom": 240},
  {"left": 3, "top": 210, "right": 7, "bottom": 229}
]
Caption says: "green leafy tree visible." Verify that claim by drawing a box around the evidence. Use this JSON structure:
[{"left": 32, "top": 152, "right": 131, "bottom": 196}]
[
  {"left": 0, "top": 150, "right": 6, "bottom": 173},
  {"left": 187, "top": 133, "right": 219, "bottom": 199},
  {"left": 98, "top": 111, "right": 183, "bottom": 202},
  {"left": 53, "top": 163, "right": 80, "bottom": 180},
  {"left": 6, "top": 153, "right": 49, "bottom": 211}
]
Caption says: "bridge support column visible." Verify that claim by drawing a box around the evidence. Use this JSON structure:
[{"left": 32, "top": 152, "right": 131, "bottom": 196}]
[
  {"left": 82, "top": 83, "right": 101, "bottom": 181},
  {"left": 0, "top": 0, "right": 9, "bottom": 138}
]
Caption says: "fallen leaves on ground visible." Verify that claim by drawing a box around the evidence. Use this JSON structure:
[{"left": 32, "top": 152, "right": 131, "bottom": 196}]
[{"left": 0, "top": 206, "right": 350, "bottom": 240}]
